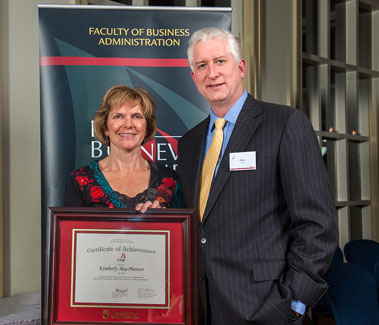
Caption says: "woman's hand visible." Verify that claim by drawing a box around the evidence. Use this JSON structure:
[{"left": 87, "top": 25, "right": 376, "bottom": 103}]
[{"left": 135, "top": 200, "right": 162, "bottom": 213}]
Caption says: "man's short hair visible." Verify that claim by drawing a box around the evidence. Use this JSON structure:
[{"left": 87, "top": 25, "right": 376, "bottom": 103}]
[{"left": 187, "top": 27, "right": 242, "bottom": 72}]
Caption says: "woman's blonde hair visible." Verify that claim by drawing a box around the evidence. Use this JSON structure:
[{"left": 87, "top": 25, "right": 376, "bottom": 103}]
[{"left": 93, "top": 85, "right": 157, "bottom": 145}]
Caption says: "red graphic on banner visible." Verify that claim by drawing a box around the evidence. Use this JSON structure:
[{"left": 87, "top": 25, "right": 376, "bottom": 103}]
[
  {"left": 40, "top": 56, "right": 189, "bottom": 67},
  {"left": 141, "top": 129, "right": 178, "bottom": 164}
]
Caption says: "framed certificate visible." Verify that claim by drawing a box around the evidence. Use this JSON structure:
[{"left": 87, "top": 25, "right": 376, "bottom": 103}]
[{"left": 44, "top": 208, "right": 197, "bottom": 324}]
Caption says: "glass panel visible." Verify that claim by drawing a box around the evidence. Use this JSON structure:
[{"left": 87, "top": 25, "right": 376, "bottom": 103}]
[
  {"left": 346, "top": 71, "right": 358, "bottom": 136},
  {"left": 302, "top": 62, "right": 320, "bottom": 129},
  {"left": 302, "top": 62, "right": 314, "bottom": 117},
  {"left": 320, "top": 66, "right": 335, "bottom": 132},
  {"left": 302, "top": 0, "right": 318, "bottom": 55},
  {"left": 322, "top": 138, "right": 337, "bottom": 198},
  {"left": 358, "top": 75, "right": 371, "bottom": 136},
  {"left": 359, "top": 6, "right": 372, "bottom": 69},
  {"left": 149, "top": 0, "right": 185, "bottom": 5},
  {"left": 201, "top": 0, "right": 231, "bottom": 6},
  {"left": 337, "top": 207, "right": 349, "bottom": 248},
  {"left": 350, "top": 207, "right": 363, "bottom": 240},
  {"left": 336, "top": 139, "right": 348, "bottom": 202},
  {"left": 109, "top": 0, "right": 132, "bottom": 4},
  {"left": 330, "top": 68, "right": 346, "bottom": 133},
  {"left": 330, "top": 0, "right": 346, "bottom": 62},
  {"left": 348, "top": 141, "right": 362, "bottom": 200},
  {"left": 359, "top": 141, "right": 371, "bottom": 200},
  {"left": 302, "top": 0, "right": 374, "bottom": 242}
]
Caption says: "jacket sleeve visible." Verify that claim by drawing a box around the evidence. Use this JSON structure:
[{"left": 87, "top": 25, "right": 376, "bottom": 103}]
[{"left": 279, "top": 109, "right": 338, "bottom": 306}]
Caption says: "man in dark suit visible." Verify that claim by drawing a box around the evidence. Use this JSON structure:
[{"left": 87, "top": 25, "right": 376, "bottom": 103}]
[{"left": 177, "top": 28, "right": 337, "bottom": 324}]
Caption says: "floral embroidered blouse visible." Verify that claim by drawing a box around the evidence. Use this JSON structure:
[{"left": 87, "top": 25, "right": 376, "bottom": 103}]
[{"left": 64, "top": 161, "right": 182, "bottom": 208}]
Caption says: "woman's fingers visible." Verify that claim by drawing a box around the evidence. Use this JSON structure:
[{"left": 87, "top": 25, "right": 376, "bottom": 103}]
[{"left": 135, "top": 200, "right": 162, "bottom": 213}]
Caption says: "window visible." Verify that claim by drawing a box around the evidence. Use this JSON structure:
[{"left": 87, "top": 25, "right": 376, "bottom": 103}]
[{"left": 301, "top": 0, "right": 379, "bottom": 246}]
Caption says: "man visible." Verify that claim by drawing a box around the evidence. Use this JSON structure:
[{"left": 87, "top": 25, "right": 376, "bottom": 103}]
[{"left": 177, "top": 28, "right": 337, "bottom": 324}]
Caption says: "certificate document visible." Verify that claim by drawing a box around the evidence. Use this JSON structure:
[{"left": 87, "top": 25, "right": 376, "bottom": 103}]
[
  {"left": 71, "top": 230, "right": 169, "bottom": 308},
  {"left": 44, "top": 208, "right": 195, "bottom": 324}
]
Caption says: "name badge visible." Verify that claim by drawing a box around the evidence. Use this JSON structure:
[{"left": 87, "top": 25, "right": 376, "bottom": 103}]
[{"left": 229, "top": 151, "right": 256, "bottom": 171}]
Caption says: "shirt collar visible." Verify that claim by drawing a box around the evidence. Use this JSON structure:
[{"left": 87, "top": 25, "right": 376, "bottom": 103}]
[{"left": 208, "top": 90, "right": 248, "bottom": 131}]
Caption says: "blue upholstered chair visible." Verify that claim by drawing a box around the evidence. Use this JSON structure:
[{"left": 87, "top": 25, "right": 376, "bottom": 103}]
[
  {"left": 375, "top": 262, "right": 379, "bottom": 305},
  {"left": 325, "top": 263, "right": 379, "bottom": 325},
  {"left": 312, "top": 247, "right": 344, "bottom": 321},
  {"left": 331, "top": 246, "right": 344, "bottom": 264},
  {"left": 344, "top": 239, "right": 379, "bottom": 274}
]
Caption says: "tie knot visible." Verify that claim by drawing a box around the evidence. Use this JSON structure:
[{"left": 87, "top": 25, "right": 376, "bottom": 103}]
[{"left": 215, "top": 118, "right": 226, "bottom": 130}]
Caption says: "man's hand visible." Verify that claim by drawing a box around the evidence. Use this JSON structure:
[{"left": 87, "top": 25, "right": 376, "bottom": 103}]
[{"left": 292, "top": 311, "right": 300, "bottom": 318}]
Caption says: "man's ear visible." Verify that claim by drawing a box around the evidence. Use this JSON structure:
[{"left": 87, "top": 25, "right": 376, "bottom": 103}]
[
  {"left": 239, "top": 59, "right": 247, "bottom": 79},
  {"left": 191, "top": 71, "right": 197, "bottom": 83}
]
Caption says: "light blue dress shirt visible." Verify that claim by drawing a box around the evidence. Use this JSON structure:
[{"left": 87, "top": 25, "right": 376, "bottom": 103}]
[
  {"left": 203, "top": 91, "right": 248, "bottom": 175},
  {"left": 203, "top": 90, "right": 306, "bottom": 316}
]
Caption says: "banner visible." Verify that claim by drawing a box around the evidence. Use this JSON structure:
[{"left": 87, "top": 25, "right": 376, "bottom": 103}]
[{"left": 39, "top": 5, "right": 231, "bottom": 213}]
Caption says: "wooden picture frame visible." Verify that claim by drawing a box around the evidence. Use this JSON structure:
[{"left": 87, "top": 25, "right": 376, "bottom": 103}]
[{"left": 44, "top": 207, "right": 197, "bottom": 324}]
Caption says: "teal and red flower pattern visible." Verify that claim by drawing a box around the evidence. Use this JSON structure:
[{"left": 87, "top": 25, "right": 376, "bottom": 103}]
[{"left": 64, "top": 161, "right": 182, "bottom": 208}]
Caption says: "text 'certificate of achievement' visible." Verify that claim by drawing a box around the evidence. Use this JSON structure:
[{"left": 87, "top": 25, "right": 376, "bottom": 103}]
[{"left": 72, "top": 230, "right": 169, "bottom": 308}]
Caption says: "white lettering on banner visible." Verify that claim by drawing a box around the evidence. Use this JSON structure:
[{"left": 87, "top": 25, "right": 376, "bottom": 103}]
[
  {"left": 92, "top": 141, "right": 103, "bottom": 158},
  {"left": 157, "top": 143, "right": 167, "bottom": 161},
  {"left": 91, "top": 120, "right": 95, "bottom": 137},
  {"left": 168, "top": 143, "right": 178, "bottom": 160},
  {"left": 141, "top": 143, "right": 154, "bottom": 161},
  {"left": 90, "top": 119, "right": 178, "bottom": 167},
  {"left": 157, "top": 143, "right": 178, "bottom": 161},
  {"left": 91, "top": 141, "right": 110, "bottom": 158}
]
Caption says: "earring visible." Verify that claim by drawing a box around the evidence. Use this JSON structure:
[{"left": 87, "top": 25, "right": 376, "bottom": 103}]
[{"left": 105, "top": 135, "right": 110, "bottom": 146}]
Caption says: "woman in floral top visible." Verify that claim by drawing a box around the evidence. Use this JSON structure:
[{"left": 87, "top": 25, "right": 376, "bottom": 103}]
[{"left": 64, "top": 85, "right": 182, "bottom": 211}]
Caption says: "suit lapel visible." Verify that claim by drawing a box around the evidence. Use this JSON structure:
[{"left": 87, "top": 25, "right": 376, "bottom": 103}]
[
  {"left": 201, "top": 96, "right": 262, "bottom": 223},
  {"left": 186, "top": 117, "right": 209, "bottom": 208}
]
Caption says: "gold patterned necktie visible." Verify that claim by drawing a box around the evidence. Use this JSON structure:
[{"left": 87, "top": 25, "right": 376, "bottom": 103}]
[{"left": 198, "top": 118, "right": 226, "bottom": 222}]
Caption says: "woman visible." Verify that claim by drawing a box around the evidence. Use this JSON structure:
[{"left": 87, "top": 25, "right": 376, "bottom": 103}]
[{"left": 64, "top": 85, "right": 182, "bottom": 212}]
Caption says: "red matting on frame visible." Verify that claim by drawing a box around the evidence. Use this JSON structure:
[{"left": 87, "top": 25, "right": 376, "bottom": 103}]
[{"left": 44, "top": 208, "right": 197, "bottom": 324}]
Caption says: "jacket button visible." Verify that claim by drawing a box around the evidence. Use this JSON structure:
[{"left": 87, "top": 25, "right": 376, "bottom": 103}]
[{"left": 200, "top": 238, "right": 207, "bottom": 244}]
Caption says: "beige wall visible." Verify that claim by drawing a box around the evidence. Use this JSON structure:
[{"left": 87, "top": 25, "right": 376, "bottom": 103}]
[
  {"left": 2, "top": 0, "right": 74, "bottom": 297},
  {"left": 260, "top": 0, "right": 297, "bottom": 106},
  {"left": 372, "top": 11, "right": 379, "bottom": 240},
  {"left": 0, "top": 0, "right": 3, "bottom": 298}
]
